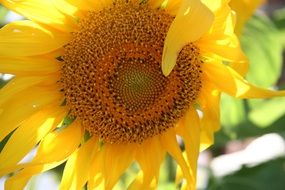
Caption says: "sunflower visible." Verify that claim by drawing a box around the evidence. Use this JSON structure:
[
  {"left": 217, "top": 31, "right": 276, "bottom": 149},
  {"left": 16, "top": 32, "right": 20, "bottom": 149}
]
[
  {"left": 230, "top": 0, "right": 266, "bottom": 35},
  {"left": 0, "top": 0, "right": 284, "bottom": 189}
]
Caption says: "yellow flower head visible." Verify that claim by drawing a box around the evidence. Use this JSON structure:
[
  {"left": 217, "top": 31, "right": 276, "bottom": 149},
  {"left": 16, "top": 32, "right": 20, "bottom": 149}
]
[{"left": 0, "top": 0, "right": 283, "bottom": 189}]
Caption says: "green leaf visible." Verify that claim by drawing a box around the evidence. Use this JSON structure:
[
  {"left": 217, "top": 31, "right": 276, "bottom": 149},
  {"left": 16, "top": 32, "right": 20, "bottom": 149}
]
[
  {"left": 221, "top": 94, "right": 246, "bottom": 129},
  {"left": 157, "top": 183, "right": 176, "bottom": 190},
  {"left": 249, "top": 98, "right": 285, "bottom": 127},
  {"left": 272, "top": 7, "right": 285, "bottom": 47},
  {"left": 272, "top": 7, "right": 285, "bottom": 29},
  {"left": 0, "top": 5, "right": 9, "bottom": 25},
  {"left": 0, "top": 78, "right": 7, "bottom": 88},
  {"left": 240, "top": 14, "right": 283, "bottom": 87}
]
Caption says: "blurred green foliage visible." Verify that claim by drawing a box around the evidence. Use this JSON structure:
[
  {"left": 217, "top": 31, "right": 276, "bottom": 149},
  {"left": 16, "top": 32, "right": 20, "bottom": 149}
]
[
  {"left": 0, "top": 6, "right": 8, "bottom": 25},
  {"left": 242, "top": 14, "right": 283, "bottom": 87},
  {"left": 273, "top": 7, "right": 285, "bottom": 47}
]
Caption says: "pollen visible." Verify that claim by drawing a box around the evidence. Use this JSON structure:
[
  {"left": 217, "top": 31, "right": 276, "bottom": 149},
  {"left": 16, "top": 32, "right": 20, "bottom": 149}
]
[{"left": 61, "top": 1, "right": 203, "bottom": 143}]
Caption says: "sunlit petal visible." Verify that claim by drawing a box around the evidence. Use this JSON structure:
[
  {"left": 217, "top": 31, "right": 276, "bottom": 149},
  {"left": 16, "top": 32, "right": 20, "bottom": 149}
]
[
  {"left": 176, "top": 107, "right": 200, "bottom": 184},
  {"left": 160, "top": 129, "right": 194, "bottom": 189},
  {"left": 197, "top": 80, "right": 221, "bottom": 150},
  {"left": 162, "top": 0, "right": 214, "bottom": 76},
  {"left": 204, "top": 61, "right": 285, "bottom": 98},
  {"left": 131, "top": 137, "right": 165, "bottom": 189},
  {"left": 59, "top": 137, "right": 97, "bottom": 190},
  {"left": 0, "top": 107, "right": 65, "bottom": 169},
  {"left": 1, "top": 0, "right": 76, "bottom": 31},
  {"left": 0, "top": 56, "right": 60, "bottom": 76},
  {"left": 0, "top": 86, "right": 62, "bottom": 142},
  {"left": 0, "top": 20, "right": 69, "bottom": 56}
]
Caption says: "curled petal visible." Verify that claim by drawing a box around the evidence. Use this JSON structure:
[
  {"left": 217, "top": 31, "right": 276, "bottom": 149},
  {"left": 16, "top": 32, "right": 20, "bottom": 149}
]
[
  {"left": 162, "top": 0, "right": 214, "bottom": 76},
  {"left": 204, "top": 61, "right": 285, "bottom": 98}
]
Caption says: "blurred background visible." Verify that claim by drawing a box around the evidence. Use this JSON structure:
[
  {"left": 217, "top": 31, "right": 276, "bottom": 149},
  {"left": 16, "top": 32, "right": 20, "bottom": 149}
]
[{"left": 1, "top": 0, "right": 285, "bottom": 189}]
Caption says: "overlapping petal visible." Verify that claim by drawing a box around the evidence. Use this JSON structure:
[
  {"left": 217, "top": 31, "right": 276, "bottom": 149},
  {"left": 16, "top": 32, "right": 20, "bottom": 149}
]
[
  {"left": 164, "top": 0, "right": 182, "bottom": 15},
  {"left": 4, "top": 162, "right": 63, "bottom": 190},
  {"left": 0, "top": 106, "right": 65, "bottom": 170},
  {"left": 204, "top": 61, "right": 285, "bottom": 98},
  {"left": 66, "top": 0, "right": 112, "bottom": 12},
  {"left": 0, "top": 121, "right": 82, "bottom": 188},
  {"left": 199, "top": 0, "right": 248, "bottom": 75},
  {"left": 33, "top": 121, "right": 83, "bottom": 163},
  {"left": 88, "top": 142, "right": 135, "bottom": 189},
  {"left": 1, "top": 0, "right": 77, "bottom": 31},
  {"left": 102, "top": 143, "right": 135, "bottom": 189},
  {"left": 0, "top": 20, "right": 69, "bottom": 56},
  {"left": 175, "top": 108, "right": 201, "bottom": 187},
  {"left": 162, "top": 0, "right": 214, "bottom": 76},
  {"left": 197, "top": 80, "right": 221, "bottom": 150},
  {"left": 59, "top": 137, "right": 97, "bottom": 190},
  {"left": 230, "top": 0, "right": 265, "bottom": 35},
  {"left": 148, "top": 0, "right": 165, "bottom": 9},
  {"left": 160, "top": 129, "right": 194, "bottom": 189},
  {"left": 0, "top": 86, "right": 62, "bottom": 142},
  {"left": 130, "top": 137, "right": 165, "bottom": 189},
  {"left": 0, "top": 56, "right": 60, "bottom": 76}
]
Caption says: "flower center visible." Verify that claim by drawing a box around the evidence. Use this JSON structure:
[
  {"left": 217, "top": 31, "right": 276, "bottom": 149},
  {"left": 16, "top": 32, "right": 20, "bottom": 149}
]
[
  {"left": 61, "top": 1, "right": 203, "bottom": 143},
  {"left": 110, "top": 44, "right": 168, "bottom": 113}
]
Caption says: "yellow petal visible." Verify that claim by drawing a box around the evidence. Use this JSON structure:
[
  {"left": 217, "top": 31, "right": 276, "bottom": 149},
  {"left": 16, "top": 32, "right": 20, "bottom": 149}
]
[
  {"left": 0, "top": 122, "right": 80, "bottom": 177},
  {"left": 0, "top": 20, "right": 69, "bottom": 56},
  {"left": 88, "top": 0, "right": 112, "bottom": 11},
  {"left": 0, "top": 86, "right": 62, "bottom": 142},
  {"left": 148, "top": 0, "right": 165, "bottom": 9},
  {"left": 51, "top": 0, "right": 78, "bottom": 18},
  {"left": 1, "top": 0, "right": 76, "bottom": 31},
  {"left": 160, "top": 129, "right": 194, "bottom": 189},
  {"left": 65, "top": 0, "right": 94, "bottom": 11},
  {"left": 199, "top": 34, "right": 248, "bottom": 75},
  {"left": 204, "top": 61, "right": 285, "bottom": 98},
  {"left": 130, "top": 137, "right": 165, "bottom": 189},
  {"left": 164, "top": 0, "right": 183, "bottom": 15},
  {"left": 0, "top": 56, "right": 60, "bottom": 76},
  {"left": 230, "top": 0, "right": 265, "bottom": 35},
  {"left": 0, "top": 106, "right": 65, "bottom": 170},
  {"left": 201, "top": 0, "right": 233, "bottom": 36},
  {"left": 128, "top": 170, "right": 162, "bottom": 190},
  {"left": 33, "top": 121, "right": 82, "bottom": 163},
  {"left": 0, "top": 76, "right": 54, "bottom": 106},
  {"left": 103, "top": 143, "right": 135, "bottom": 190},
  {"left": 176, "top": 107, "right": 200, "bottom": 185},
  {"left": 59, "top": 137, "right": 97, "bottom": 190},
  {"left": 162, "top": 0, "right": 214, "bottom": 76},
  {"left": 128, "top": 171, "right": 145, "bottom": 190},
  {"left": 198, "top": 0, "right": 248, "bottom": 76},
  {"left": 0, "top": 76, "right": 60, "bottom": 107},
  {"left": 4, "top": 161, "right": 63, "bottom": 190},
  {"left": 86, "top": 142, "right": 135, "bottom": 190},
  {"left": 88, "top": 147, "right": 105, "bottom": 190},
  {"left": 197, "top": 81, "right": 221, "bottom": 150},
  {"left": 66, "top": 0, "right": 112, "bottom": 12}
]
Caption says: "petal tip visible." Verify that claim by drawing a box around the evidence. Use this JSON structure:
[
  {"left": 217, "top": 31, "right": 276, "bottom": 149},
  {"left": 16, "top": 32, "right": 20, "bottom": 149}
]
[{"left": 161, "top": 46, "right": 176, "bottom": 76}]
